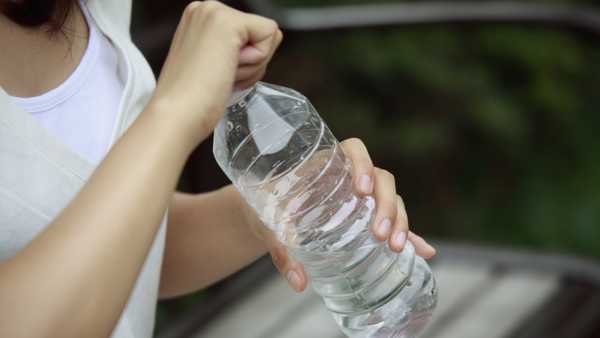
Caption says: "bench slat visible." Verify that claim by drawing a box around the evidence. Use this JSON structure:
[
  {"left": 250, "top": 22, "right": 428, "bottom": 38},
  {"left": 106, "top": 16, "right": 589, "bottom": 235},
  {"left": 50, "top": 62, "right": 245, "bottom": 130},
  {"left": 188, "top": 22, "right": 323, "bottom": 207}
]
[
  {"left": 278, "top": 262, "right": 498, "bottom": 338},
  {"left": 192, "top": 263, "right": 560, "bottom": 338},
  {"left": 267, "top": 297, "right": 343, "bottom": 338},
  {"left": 421, "top": 263, "right": 494, "bottom": 338},
  {"left": 192, "top": 276, "right": 305, "bottom": 338},
  {"left": 428, "top": 271, "right": 559, "bottom": 338}
]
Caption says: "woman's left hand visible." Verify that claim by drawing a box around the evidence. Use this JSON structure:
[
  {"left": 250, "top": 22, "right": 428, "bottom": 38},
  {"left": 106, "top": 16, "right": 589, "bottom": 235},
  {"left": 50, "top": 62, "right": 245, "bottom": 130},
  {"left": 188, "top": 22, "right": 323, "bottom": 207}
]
[{"left": 247, "top": 138, "right": 437, "bottom": 292}]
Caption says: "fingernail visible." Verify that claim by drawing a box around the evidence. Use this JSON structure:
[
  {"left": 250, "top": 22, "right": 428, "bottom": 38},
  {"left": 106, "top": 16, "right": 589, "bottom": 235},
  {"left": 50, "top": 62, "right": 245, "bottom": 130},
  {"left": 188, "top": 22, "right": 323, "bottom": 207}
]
[
  {"left": 393, "top": 232, "right": 407, "bottom": 250},
  {"left": 359, "top": 174, "right": 373, "bottom": 194},
  {"left": 377, "top": 218, "right": 392, "bottom": 238},
  {"left": 286, "top": 270, "right": 302, "bottom": 291}
]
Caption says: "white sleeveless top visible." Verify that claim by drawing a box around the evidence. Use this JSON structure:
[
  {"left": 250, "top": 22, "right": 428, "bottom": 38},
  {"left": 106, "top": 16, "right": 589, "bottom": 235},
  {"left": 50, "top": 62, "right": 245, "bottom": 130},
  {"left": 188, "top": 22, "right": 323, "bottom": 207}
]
[
  {"left": 9, "top": 3, "right": 123, "bottom": 164},
  {"left": 0, "top": 1, "right": 165, "bottom": 338}
]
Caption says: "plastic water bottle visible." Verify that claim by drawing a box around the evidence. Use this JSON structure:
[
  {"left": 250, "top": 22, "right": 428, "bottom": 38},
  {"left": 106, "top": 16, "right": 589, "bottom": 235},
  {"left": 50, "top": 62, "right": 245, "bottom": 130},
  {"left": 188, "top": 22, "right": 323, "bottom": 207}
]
[{"left": 213, "top": 82, "right": 437, "bottom": 338}]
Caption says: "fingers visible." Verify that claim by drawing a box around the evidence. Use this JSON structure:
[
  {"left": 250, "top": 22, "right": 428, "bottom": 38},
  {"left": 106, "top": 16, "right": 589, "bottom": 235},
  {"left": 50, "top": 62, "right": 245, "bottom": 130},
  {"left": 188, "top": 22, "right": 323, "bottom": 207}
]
[
  {"left": 179, "top": 1, "right": 282, "bottom": 93},
  {"left": 340, "top": 138, "right": 374, "bottom": 195},
  {"left": 239, "top": 29, "right": 283, "bottom": 65},
  {"left": 274, "top": 29, "right": 284, "bottom": 52},
  {"left": 238, "top": 46, "right": 266, "bottom": 65},
  {"left": 389, "top": 195, "right": 409, "bottom": 252},
  {"left": 268, "top": 242, "right": 308, "bottom": 292},
  {"left": 371, "top": 169, "right": 410, "bottom": 253},
  {"left": 340, "top": 138, "right": 411, "bottom": 253},
  {"left": 240, "top": 12, "right": 280, "bottom": 51},
  {"left": 235, "top": 29, "right": 282, "bottom": 88},
  {"left": 408, "top": 232, "right": 437, "bottom": 259},
  {"left": 371, "top": 168, "right": 397, "bottom": 241}
]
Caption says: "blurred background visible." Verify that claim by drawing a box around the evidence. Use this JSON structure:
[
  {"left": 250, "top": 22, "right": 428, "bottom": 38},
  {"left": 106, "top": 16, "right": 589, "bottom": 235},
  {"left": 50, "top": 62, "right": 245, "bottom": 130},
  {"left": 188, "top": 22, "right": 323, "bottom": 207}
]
[{"left": 128, "top": 0, "right": 600, "bottom": 336}]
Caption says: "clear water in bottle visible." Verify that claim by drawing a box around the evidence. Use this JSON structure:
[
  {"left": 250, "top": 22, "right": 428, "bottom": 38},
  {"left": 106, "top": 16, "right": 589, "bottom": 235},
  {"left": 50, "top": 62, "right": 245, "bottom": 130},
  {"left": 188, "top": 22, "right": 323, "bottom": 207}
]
[{"left": 213, "top": 82, "right": 437, "bottom": 338}]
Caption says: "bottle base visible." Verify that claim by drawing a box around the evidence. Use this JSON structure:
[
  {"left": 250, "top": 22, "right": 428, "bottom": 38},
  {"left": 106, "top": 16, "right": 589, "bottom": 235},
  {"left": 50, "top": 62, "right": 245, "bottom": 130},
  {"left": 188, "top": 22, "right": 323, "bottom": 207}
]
[{"left": 333, "top": 257, "right": 438, "bottom": 338}]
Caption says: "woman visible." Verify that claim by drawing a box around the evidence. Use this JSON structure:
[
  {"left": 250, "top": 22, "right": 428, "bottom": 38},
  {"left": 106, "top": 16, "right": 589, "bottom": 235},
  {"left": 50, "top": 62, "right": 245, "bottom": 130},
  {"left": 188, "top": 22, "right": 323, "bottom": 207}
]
[{"left": 0, "top": 1, "right": 436, "bottom": 337}]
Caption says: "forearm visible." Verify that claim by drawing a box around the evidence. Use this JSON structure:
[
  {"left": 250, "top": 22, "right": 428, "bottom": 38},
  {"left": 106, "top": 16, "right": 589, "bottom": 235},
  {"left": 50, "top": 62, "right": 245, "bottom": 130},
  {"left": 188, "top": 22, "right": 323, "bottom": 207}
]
[
  {"left": 0, "top": 106, "right": 193, "bottom": 338},
  {"left": 160, "top": 186, "right": 267, "bottom": 299}
]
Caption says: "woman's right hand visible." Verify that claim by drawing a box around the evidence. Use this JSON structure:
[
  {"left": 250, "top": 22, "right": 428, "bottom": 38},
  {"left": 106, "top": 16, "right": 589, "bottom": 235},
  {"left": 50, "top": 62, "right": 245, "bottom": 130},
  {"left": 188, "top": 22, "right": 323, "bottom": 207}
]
[
  {"left": 148, "top": 1, "right": 283, "bottom": 150},
  {"left": 0, "top": 5, "right": 283, "bottom": 338}
]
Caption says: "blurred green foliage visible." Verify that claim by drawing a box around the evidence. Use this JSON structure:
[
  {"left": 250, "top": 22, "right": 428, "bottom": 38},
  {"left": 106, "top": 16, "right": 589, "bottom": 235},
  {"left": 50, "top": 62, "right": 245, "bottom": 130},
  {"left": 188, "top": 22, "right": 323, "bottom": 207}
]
[{"left": 265, "top": 1, "right": 600, "bottom": 258}]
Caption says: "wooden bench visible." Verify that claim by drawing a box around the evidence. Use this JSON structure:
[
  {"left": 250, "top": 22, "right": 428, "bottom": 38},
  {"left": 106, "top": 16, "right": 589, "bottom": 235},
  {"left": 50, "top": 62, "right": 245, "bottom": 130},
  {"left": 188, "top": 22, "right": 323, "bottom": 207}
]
[{"left": 157, "top": 242, "right": 600, "bottom": 338}]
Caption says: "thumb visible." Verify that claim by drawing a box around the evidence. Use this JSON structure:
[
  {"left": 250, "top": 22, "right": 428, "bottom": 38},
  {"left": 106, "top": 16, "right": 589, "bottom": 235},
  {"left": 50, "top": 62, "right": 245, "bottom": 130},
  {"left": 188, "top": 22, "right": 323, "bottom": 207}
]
[{"left": 238, "top": 45, "right": 265, "bottom": 65}]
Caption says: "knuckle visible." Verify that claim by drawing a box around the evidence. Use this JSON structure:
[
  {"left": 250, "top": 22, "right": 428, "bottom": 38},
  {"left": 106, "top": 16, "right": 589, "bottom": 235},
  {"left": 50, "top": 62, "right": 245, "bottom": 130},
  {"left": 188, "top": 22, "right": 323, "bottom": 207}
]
[
  {"left": 396, "top": 195, "right": 407, "bottom": 210},
  {"left": 264, "top": 18, "right": 279, "bottom": 32},
  {"left": 200, "top": 1, "right": 228, "bottom": 21},
  {"left": 203, "top": 0, "right": 223, "bottom": 10},
  {"left": 344, "top": 137, "right": 363, "bottom": 147},
  {"left": 397, "top": 194, "right": 406, "bottom": 206},
  {"left": 377, "top": 168, "right": 395, "bottom": 183},
  {"left": 389, "top": 172, "right": 396, "bottom": 185},
  {"left": 182, "top": 2, "right": 197, "bottom": 21},
  {"left": 184, "top": 1, "right": 201, "bottom": 15}
]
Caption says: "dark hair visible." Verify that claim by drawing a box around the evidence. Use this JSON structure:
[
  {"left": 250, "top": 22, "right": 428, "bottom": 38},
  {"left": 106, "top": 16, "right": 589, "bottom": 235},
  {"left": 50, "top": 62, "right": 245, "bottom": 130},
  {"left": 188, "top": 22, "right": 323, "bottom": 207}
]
[{"left": 1, "top": 0, "right": 75, "bottom": 32}]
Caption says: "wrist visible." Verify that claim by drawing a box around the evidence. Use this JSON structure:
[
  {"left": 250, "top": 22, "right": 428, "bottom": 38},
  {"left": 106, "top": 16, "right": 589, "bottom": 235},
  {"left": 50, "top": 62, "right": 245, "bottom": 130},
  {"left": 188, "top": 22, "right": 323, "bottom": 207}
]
[
  {"left": 143, "top": 98, "right": 207, "bottom": 155},
  {"left": 147, "top": 92, "right": 227, "bottom": 152}
]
